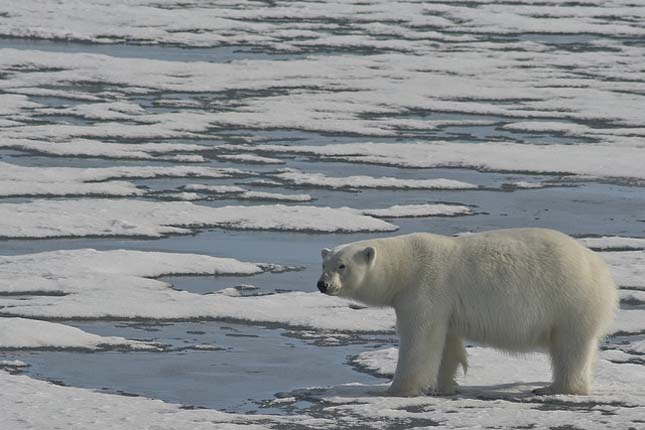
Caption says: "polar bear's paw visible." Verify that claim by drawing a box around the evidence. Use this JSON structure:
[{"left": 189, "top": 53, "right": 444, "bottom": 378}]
[
  {"left": 435, "top": 382, "right": 459, "bottom": 396},
  {"left": 386, "top": 385, "right": 459, "bottom": 397},
  {"left": 532, "top": 386, "right": 555, "bottom": 396},
  {"left": 385, "top": 386, "right": 422, "bottom": 397},
  {"left": 532, "top": 384, "right": 590, "bottom": 396}
]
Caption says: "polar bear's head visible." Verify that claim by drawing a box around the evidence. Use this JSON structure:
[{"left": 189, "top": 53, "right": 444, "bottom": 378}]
[{"left": 317, "top": 243, "right": 377, "bottom": 301}]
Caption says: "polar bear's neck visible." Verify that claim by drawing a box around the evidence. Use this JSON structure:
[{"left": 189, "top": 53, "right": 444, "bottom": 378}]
[{"left": 359, "top": 233, "right": 454, "bottom": 308}]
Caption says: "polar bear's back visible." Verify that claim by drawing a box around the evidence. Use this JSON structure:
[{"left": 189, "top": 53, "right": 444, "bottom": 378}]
[{"left": 442, "top": 228, "right": 617, "bottom": 351}]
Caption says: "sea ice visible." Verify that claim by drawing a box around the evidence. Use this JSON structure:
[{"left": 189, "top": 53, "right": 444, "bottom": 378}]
[
  {"left": 601, "top": 251, "right": 645, "bottom": 289},
  {"left": 0, "top": 370, "right": 329, "bottom": 430},
  {"left": 361, "top": 204, "right": 473, "bottom": 218},
  {"left": 0, "top": 199, "right": 397, "bottom": 238},
  {"left": 273, "top": 168, "right": 478, "bottom": 190},
  {"left": 0, "top": 318, "right": 161, "bottom": 351},
  {"left": 0, "top": 248, "right": 394, "bottom": 330},
  {"left": 182, "top": 184, "right": 313, "bottom": 202},
  {"left": 0, "top": 138, "right": 211, "bottom": 162},
  {"left": 0, "top": 162, "right": 247, "bottom": 197},
  {"left": 581, "top": 237, "right": 645, "bottom": 251},
  {"left": 316, "top": 345, "right": 645, "bottom": 429},
  {"left": 224, "top": 142, "right": 645, "bottom": 180}
]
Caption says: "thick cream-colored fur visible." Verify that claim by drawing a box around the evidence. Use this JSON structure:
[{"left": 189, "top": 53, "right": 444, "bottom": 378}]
[{"left": 319, "top": 228, "right": 617, "bottom": 397}]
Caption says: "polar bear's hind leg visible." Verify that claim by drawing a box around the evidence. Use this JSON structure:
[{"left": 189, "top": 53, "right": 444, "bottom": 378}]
[
  {"left": 437, "top": 333, "right": 467, "bottom": 395},
  {"left": 536, "top": 328, "right": 599, "bottom": 395}
]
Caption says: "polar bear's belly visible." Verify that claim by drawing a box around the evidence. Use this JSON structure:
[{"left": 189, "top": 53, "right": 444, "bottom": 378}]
[{"left": 449, "top": 291, "right": 554, "bottom": 351}]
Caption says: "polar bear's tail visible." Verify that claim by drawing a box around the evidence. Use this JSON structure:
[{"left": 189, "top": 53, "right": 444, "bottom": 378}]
[
  {"left": 458, "top": 340, "right": 468, "bottom": 376},
  {"left": 446, "top": 335, "right": 468, "bottom": 376}
]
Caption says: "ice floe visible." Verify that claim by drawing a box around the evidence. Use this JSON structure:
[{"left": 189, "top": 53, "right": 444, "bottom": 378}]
[
  {"left": 2, "top": 0, "right": 644, "bottom": 50},
  {"left": 501, "top": 181, "right": 550, "bottom": 190},
  {"left": 0, "top": 138, "right": 210, "bottom": 162},
  {"left": 273, "top": 168, "right": 478, "bottom": 190},
  {"left": 182, "top": 184, "right": 313, "bottom": 202},
  {"left": 235, "top": 191, "right": 313, "bottom": 202},
  {"left": 361, "top": 204, "right": 473, "bottom": 218},
  {"left": 1, "top": 36, "right": 643, "bottom": 139},
  {"left": 601, "top": 251, "right": 645, "bottom": 289},
  {"left": 0, "top": 360, "right": 28, "bottom": 369},
  {"left": 0, "top": 199, "right": 397, "bottom": 238},
  {"left": 611, "top": 309, "right": 645, "bottom": 336},
  {"left": 334, "top": 346, "right": 645, "bottom": 429},
  {"left": 619, "top": 289, "right": 645, "bottom": 306},
  {"left": 217, "top": 154, "right": 285, "bottom": 165},
  {"left": 225, "top": 142, "right": 645, "bottom": 180},
  {"left": 183, "top": 184, "right": 248, "bottom": 194},
  {"left": 0, "top": 248, "right": 267, "bottom": 284},
  {"left": 0, "top": 318, "right": 160, "bottom": 351},
  {"left": 0, "top": 162, "right": 246, "bottom": 198},
  {"left": 0, "top": 94, "right": 42, "bottom": 115},
  {"left": 0, "top": 370, "right": 328, "bottom": 430},
  {"left": 38, "top": 101, "right": 147, "bottom": 121},
  {"left": 0, "top": 248, "right": 393, "bottom": 329},
  {"left": 581, "top": 237, "right": 645, "bottom": 251},
  {"left": 353, "top": 346, "right": 644, "bottom": 389}
]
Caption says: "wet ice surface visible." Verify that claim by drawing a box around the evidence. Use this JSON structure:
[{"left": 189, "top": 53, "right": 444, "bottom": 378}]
[
  {"left": 3, "top": 320, "right": 390, "bottom": 412},
  {"left": 1, "top": 0, "right": 645, "bottom": 428}
]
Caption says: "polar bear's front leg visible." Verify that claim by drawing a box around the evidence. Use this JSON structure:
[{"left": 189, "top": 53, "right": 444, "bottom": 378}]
[{"left": 387, "top": 316, "right": 448, "bottom": 397}]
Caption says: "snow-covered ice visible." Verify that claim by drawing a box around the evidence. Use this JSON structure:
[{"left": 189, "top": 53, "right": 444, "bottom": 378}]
[
  {"left": 0, "top": 138, "right": 213, "bottom": 161},
  {"left": 0, "top": 360, "right": 28, "bottom": 369},
  {"left": 0, "top": 94, "right": 42, "bottom": 115},
  {"left": 361, "top": 204, "right": 473, "bottom": 218},
  {"left": 581, "top": 237, "right": 645, "bottom": 251},
  {"left": 601, "top": 251, "right": 645, "bottom": 289},
  {"left": 0, "top": 318, "right": 161, "bottom": 351},
  {"left": 183, "top": 184, "right": 313, "bottom": 202},
  {"left": 225, "top": 142, "right": 645, "bottom": 180},
  {"left": 0, "top": 369, "right": 328, "bottom": 430},
  {"left": 0, "top": 248, "right": 394, "bottom": 330},
  {"left": 0, "top": 161, "right": 246, "bottom": 197},
  {"left": 0, "top": 199, "right": 397, "bottom": 238},
  {"left": 273, "top": 168, "right": 478, "bottom": 190},
  {"left": 217, "top": 154, "right": 285, "bottom": 165},
  {"left": 332, "top": 346, "right": 645, "bottom": 429}
]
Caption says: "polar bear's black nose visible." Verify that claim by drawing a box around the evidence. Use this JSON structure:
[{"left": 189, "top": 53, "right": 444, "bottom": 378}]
[{"left": 317, "top": 280, "right": 329, "bottom": 293}]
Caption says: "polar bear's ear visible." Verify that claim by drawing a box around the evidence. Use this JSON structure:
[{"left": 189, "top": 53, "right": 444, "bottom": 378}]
[
  {"left": 321, "top": 248, "right": 331, "bottom": 259},
  {"left": 363, "top": 247, "right": 376, "bottom": 265}
]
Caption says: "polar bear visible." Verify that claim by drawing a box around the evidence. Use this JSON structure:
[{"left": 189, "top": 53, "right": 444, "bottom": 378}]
[{"left": 317, "top": 228, "right": 617, "bottom": 397}]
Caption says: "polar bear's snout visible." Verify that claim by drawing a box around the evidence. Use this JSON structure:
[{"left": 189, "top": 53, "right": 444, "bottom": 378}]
[
  {"left": 317, "top": 271, "right": 338, "bottom": 295},
  {"left": 317, "top": 279, "right": 330, "bottom": 293}
]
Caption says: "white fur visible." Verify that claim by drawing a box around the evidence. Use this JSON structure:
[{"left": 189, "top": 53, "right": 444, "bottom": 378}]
[{"left": 319, "top": 228, "right": 618, "bottom": 396}]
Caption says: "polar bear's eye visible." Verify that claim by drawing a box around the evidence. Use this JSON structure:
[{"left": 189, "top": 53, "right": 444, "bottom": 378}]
[{"left": 338, "top": 264, "right": 346, "bottom": 270}]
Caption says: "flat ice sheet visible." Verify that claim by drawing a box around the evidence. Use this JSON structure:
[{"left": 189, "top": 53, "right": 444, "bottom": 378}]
[
  {"left": 0, "top": 318, "right": 160, "bottom": 351},
  {"left": 0, "top": 369, "right": 328, "bottom": 430},
  {"left": 225, "top": 142, "right": 645, "bottom": 180},
  {"left": 0, "top": 199, "right": 398, "bottom": 238}
]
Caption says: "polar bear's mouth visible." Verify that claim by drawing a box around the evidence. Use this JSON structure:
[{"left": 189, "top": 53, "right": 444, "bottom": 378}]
[
  {"left": 317, "top": 280, "right": 330, "bottom": 294},
  {"left": 317, "top": 280, "right": 340, "bottom": 295}
]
